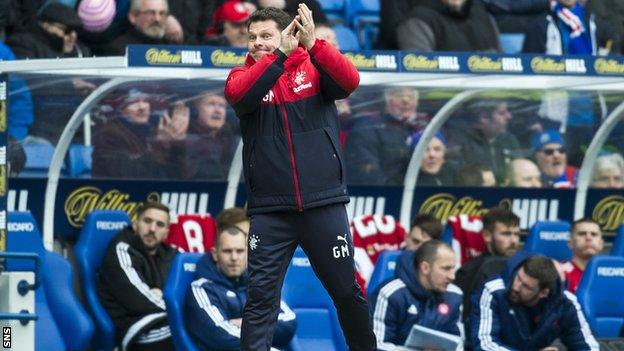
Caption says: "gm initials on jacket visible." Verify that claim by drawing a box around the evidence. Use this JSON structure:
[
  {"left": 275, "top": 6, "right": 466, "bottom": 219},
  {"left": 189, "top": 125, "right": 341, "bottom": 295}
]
[{"left": 333, "top": 234, "right": 350, "bottom": 258}]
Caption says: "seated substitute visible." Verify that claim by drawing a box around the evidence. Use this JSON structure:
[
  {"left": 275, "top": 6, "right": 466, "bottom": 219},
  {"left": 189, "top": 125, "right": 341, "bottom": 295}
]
[
  {"left": 559, "top": 218, "right": 604, "bottom": 293},
  {"left": 404, "top": 213, "right": 443, "bottom": 251},
  {"left": 469, "top": 252, "right": 599, "bottom": 350},
  {"left": 185, "top": 225, "right": 296, "bottom": 350},
  {"left": 97, "top": 202, "right": 177, "bottom": 351},
  {"left": 372, "top": 240, "right": 463, "bottom": 350}
]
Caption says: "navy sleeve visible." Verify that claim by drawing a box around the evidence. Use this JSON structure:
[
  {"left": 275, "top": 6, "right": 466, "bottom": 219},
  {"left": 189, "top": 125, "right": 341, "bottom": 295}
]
[{"left": 559, "top": 292, "right": 600, "bottom": 351}]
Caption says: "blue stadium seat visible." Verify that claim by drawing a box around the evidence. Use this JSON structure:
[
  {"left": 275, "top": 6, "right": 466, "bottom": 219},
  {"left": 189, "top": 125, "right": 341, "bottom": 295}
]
[
  {"left": 441, "top": 224, "right": 453, "bottom": 246},
  {"left": 333, "top": 25, "right": 360, "bottom": 51},
  {"left": 7, "top": 211, "right": 94, "bottom": 351},
  {"left": 349, "top": 0, "right": 380, "bottom": 49},
  {"left": 524, "top": 220, "right": 572, "bottom": 261},
  {"left": 576, "top": 256, "right": 624, "bottom": 338},
  {"left": 366, "top": 250, "right": 401, "bottom": 296},
  {"left": 22, "top": 143, "right": 55, "bottom": 177},
  {"left": 611, "top": 224, "right": 624, "bottom": 257},
  {"left": 318, "top": 0, "right": 348, "bottom": 23},
  {"left": 74, "top": 210, "right": 132, "bottom": 351},
  {"left": 67, "top": 144, "right": 93, "bottom": 178},
  {"left": 282, "top": 247, "right": 347, "bottom": 351},
  {"left": 163, "top": 253, "right": 202, "bottom": 351},
  {"left": 500, "top": 33, "right": 526, "bottom": 54}
]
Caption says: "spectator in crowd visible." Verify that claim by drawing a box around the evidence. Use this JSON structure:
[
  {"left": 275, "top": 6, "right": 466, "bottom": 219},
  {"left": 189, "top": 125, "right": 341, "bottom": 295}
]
[
  {"left": 503, "top": 158, "right": 543, "bottom": 187},
  {"left": 345, "top": 87, "right": 427, "bottom": 185},
  {"left": 379, "top": 0, "right": 422, "bottom": 49},
  {"left": 184, "top": 92, "right": 237, "bottom": 180},
  {"left": 469, "top": 253, "right": 599, "bottom": 350},
  {"left": 404, "top": 213, "right": 443, "bottom": 251},
  {"left": 448, "top": 100, "right": 521, "bottom": 182},
  {"left": 102, "top": 0, "right": 173, "bottom": 55},
  {"left": 0, "top": 42, "right": 33, "bottom": 141},
  {"left": 586, "top": 0, "right": 624, "bottom": 55},
  {"left": 413, "top": 131, "right": 456, "bottom": 187},
  {"left": 97, "top": 202, "right": 177, "bottom": 351},
  {"left": 558, "top": 218, "right": 604, "bottom": 293},
  {"left": 455, "top": 207, "right": 520, "bottom": 319},
  {"left": 92, "top": 88, "right": 190, "bottom": 178},
  {"left": 532, "top": 129, "right": 578, "bottom": 188},
  {"left": 396, "top": 0, "right": 501, "bottom": 52},
  {"left": 216, "top": 206, "right": 249, "bottom": 234},
  {"left": 251, "top": 0, "right": 328, "bottom": 24},
  {"left": 165, "top": 0, "right": 211, "bottom": 44},
  {"left": 590, "top": 152, "right": 624, "bottom": 188},
  {"left": 372, "top": 240, "right": 463, "bottom": 349},
  {"left": 203, "top": 1, "right": 250, "bottom": 48},
  {"left": 454, "top": 163, "right": 497, "bottom": 187},
  {"left": 185, "top": 224, "right": 297, "bottom": 350},
  {"left": 314, "top": 23, "right": 338, "bottom": 48},
  {"left": 479, "top": 0, "right": 550, "bottom": 36}
]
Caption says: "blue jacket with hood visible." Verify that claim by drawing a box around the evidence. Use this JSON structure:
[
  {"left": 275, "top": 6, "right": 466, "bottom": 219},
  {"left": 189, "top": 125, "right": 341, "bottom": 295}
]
[
  {"left": 371, "top": 250, "right": 464, "bottom": 350},
  {"left": 469, "top": 251, "right": 600, "bottom": 351},
  {"left": 184, "top": 254, "right": 297, "bottom": 350}
]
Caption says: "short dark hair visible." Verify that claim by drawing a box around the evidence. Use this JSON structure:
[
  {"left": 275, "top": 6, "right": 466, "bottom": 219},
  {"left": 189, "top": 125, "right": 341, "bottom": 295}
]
[
  {"left": 216, "top": 207, "right": 248, "bottom": 232},
  {"left": 413, "top": 240, "right": 450, "bottom": 271},
  {"left": 454, "top": 163, "right": 493, "bottom": 186},
  {"left": 411, "top": 214, "right": 443, "bottom": 240},
  {"left": 136, "top": 202, "right": 170, "bottom": 219},
  {"left": 571, "top": 217, "right": 601, "bottom": 233},
  {"left": 522, "top": 255, "right": 559, "bottom": 291},
  {"left": 247, "top": 7, "right": 292, "bottom": 31},
  {"left": 215, "top": 225, "right": 247, "bottom": 249},
  {"left": 482, "top": 207, "right": 519, "bottom": 233}
]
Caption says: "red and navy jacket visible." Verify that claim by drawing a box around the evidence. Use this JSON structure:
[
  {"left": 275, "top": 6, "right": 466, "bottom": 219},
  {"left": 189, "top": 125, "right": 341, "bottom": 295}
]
[{"left": 224, "top": 39, "right": 359, "bottom": 214}]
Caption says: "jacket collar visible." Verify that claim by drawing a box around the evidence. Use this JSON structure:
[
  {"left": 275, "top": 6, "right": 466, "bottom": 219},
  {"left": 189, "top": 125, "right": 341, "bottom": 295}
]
[{"left": 395, "top": 250, "right": 440, "bottom": 301}]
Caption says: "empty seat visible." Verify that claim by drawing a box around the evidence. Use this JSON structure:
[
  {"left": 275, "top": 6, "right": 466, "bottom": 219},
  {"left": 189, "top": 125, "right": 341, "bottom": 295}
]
[
  {"left": 21, "top": 143, "right": 55, "bottom": 177},
  {"left": 366, "top": 250, "right": 401, "bottom": 296},
  {"left": 333, "top": 25, "right": 360, "bottom": 51},
  {"left": 524, "top": 220, "right": 572, "bottom": 261},
  {"left": 282, "top": 247, "right": 347, "bottom": 351},
  {"left": 318, "top": 0, "right": 347, "bottom": 23},
  {"left": 7, "top": 211, "right": 94, "bottom": 351},
  {"left": 576, "top": 256, "right": 624, "bottom": 338},
  {"left": 500, "top": 33, "right": 526, "bottom": 54},
  {"left": 611, "top": 224, "right": 624, "bottom": 257},
  {"left": 67, "top": 144, "right": 93, "bottom": 178},
  {"left": 163, "top": 253, "right": 202, "bottom": 351},
  {"left": 74, "top": 210, "right": 131, "bottom": 351},
  {"left": 349, "top": 0, "right": 380, "bottom": 49}
]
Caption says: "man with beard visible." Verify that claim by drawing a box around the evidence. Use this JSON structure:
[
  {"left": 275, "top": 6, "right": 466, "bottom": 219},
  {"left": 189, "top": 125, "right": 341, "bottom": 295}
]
[
  {"left": 371, "top": 240, "right": 464, "bottom": 350},
  {"left": 469, "top": 253, "right": 599, "bottom": 350},
  {"left": 97, "top": 202, "right": 177, "bottom": 351},
  {"left": 103, "top": 0, "right": 172, "bottom": 55},
  {"left": 558, "top": 218, "right": 604, "bottom": 293},
  {"left": 396, "top": 0, "right": 501, "bottom": 52},
  {"left": 532, "top": 129, "right": 578, "bottom": 188},
  {"left": 455, "top": 207, "right": 520, "bottom": 320}
]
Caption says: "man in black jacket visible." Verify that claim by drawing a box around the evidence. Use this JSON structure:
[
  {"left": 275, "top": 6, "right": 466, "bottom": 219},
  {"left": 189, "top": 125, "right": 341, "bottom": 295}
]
[{"left": 97, "top": 202, "right": 177, "bottom": 351}]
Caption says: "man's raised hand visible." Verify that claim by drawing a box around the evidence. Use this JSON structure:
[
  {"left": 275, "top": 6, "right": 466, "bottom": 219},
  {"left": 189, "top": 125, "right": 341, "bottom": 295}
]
[
  {"left": 294, "top": 3, "right": 316, "bottom": 50},
  {"left": 278, "top": 19, "right": 299, "bottom": 56}
]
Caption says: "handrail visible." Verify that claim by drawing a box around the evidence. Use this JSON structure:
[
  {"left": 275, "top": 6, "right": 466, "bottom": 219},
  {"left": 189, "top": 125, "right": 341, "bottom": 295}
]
[{"left": 0, "top": 252, "right": 41, "bottom": 294}]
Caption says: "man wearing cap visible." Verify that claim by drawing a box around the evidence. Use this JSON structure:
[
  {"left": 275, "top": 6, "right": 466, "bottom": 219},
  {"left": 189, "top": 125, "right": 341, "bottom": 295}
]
[
  {"left": 92, "top": 88, "right": 190, "bottom": 178},
  {"left": 203, "top": 1, "right": 250, "bottom": 48},
  {"left": 532, "top": 129, "right": 578, "bottom": 188},
  {"left": 7, "top": 2, "right": 90, "bottom": 59}
]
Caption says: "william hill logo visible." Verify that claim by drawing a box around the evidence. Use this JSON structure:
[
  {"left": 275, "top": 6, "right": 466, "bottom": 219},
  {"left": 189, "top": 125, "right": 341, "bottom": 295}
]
[
  {"left": 468, "top": 56, "right": 523, "bottom": 73},
  {"left": 531, "top": 57, "right": 586, "bottom": 74},
  {"left": 344, "top": 53, "right": 397, "bottom": 70},
  {"left": 402, "top": 54, "right": 460, "bottom": 71},
  {"left": 419, "top": 193, "right": 488, "bottom": 221},
  {"left": 145, "top": 48, "right": 203, "bottom": 65},
  {"left": 594, "top": 58, "right": 624, "bottom": 75},
  {"left": 592, "top": 195, "right": 624, "bottom": 231},
  {"left": 210, "top": 50, "right": 245, "bottom": 67}
]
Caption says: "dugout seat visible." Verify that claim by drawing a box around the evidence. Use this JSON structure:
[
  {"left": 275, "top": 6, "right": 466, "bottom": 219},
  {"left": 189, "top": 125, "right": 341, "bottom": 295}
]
[
  {"left": 524, "top": 220, "right": 572, "bottom": 261},
  {"left": 349, "top": 0, "right": 380, "bottom": 49},
  {"left": 67, "top": 144, "right": 93, "bottom": 178},
  {"left": 333, "top": 25, "right": 360, "bottom": 51},
  {"left": 21, "top": 143, "right": 55, "bottom": 177},
  {"left": 74, "top": 210, "right": 131, "bottom": 351},
  {"left": 611, "top": 224, "right": 624, "bottom": 257},
  {"left": 318, "top": 0, "right": 348, "bottom": 24},
  {"left": 366, "top": 250, "right": 401, "bottom": 296}
]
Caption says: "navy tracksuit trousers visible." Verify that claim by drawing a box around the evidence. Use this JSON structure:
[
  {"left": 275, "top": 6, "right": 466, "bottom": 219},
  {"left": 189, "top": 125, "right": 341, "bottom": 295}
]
[{"left": 240, "top": 203, "right": 376, "bottom": 351}]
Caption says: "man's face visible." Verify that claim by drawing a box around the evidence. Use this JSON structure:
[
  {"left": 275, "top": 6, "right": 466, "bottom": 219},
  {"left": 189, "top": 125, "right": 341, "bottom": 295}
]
[
  {"left": 536, "top": 143, "right": 567, "bottom": 178},
  {"left": 248, "top": 20, "right": 282, "bottom": 61},
  {"left": 511, "top": 159, "right": 542, "bottom": 187},
  {"left": 441, "top": 0, "right": 467, "bottom": 12},
  {"left": 509, "top": 267, "right": 549, "bottom": 307},
  {"left": 420, "top": 247, "right": 456, "bottom": 293},
  {"left": 211, "top": 232, "right": 247, "bottom": 278},
  {"left": 422, "top": 137, "right": 445, "bottom": 174},
  {"left": 315, "top": 26, "right": 339, "bottom": 49},
  {"left": 129, "top": 0, "right": 168, "bottom": 39},
  {"left": 123, "top": 97, "right": 151, "bottom": 123},
  {"left": 41, "top": 22, "right": 77, "bottom": 53},
  {"left": 405, "top": 226, "right": 432, "bottom": 251},
  {"left": 132, "top": 208, "right": 170, "bottom": 253},
  {"left": 569, "top": 222, "right": 603, "bottom": 260},
  {"left": 385, "top": 88, "right": 418, "bottom": 122},
  {"left": 481, "top": 103, "right": 511, "bottom": 137},
  {"left": 197, "top": 94, "right": 227, "bottom": 129},
  {"left": 485, "top": 222, "right": 521, "bottom": 257},
  {"left": 592, "top": 167, "right": 624, "bottom": 188},
  {"left": 482, "top": 170, "right": 496, "bottom": 187},
  {"left": 223, "top": 21, "right": 248, "bottom": 48}
]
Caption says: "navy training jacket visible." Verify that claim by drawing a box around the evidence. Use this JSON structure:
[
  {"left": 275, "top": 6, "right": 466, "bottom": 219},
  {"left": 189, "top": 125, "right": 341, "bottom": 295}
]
[
  {"left": 469, "top": 251, "right": 600, "bottom": 351},
  {"left": 224, "top": 39, "right": 359, "bottom": 214},
  {"left": 371, "top": 250, "right": 464, "bottom": 350},
  {"left": 184, "top": 254, "right": 297, "bottom": 350}
]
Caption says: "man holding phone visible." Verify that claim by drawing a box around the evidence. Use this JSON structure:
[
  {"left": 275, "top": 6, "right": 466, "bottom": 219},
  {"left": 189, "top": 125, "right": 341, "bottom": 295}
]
[{"left": 224, "top": 4, "right": 376, "bottom": 351}]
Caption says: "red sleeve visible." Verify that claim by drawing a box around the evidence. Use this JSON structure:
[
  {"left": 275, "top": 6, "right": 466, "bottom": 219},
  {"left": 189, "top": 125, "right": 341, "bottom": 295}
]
[{"left": 308, "top": 39, "right": 360, "bottom": 99}]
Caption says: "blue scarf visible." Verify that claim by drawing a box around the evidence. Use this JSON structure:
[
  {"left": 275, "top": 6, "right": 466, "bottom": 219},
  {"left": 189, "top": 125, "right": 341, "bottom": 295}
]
[{"left": 551, "top": 1, "right": 593, "bottom": 54}]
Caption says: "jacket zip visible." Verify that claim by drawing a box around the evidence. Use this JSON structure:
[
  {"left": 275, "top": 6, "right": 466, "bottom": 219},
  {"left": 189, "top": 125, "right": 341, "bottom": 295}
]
[{"left": 279, "top": 104, "right": 303, "bottom": 211}]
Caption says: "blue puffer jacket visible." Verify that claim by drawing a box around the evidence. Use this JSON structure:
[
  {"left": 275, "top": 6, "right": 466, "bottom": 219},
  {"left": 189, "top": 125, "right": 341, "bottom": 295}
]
[
  {"left": 469, "top": 251, "right": 600, "bottom": 351},
  {"left": 371, "top": 250, "right": 464, "bottom": 350},
  {"left": 184, "top": 255, "right": 297, "bottom": 350}
]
